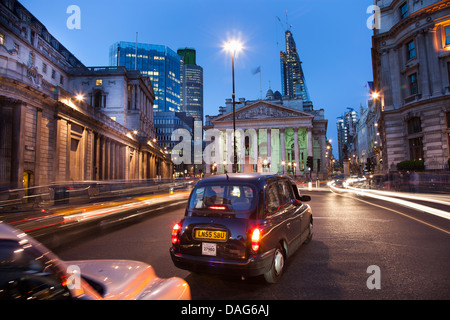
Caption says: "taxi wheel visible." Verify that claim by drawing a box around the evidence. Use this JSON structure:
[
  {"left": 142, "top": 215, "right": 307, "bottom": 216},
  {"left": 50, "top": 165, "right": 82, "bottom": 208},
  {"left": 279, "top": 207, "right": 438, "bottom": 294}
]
[
  {"left": 263, "top": 244, "right": 285, "bottom": 284},
  {"left": 304, "top": 219, "right": 313, "bottom": 244}
]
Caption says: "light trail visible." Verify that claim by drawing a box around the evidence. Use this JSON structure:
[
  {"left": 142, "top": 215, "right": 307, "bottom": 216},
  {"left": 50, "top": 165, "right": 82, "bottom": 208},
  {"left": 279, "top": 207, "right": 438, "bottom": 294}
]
[{"left": 329, "top": 182, "right": 450, "bottom": 221}]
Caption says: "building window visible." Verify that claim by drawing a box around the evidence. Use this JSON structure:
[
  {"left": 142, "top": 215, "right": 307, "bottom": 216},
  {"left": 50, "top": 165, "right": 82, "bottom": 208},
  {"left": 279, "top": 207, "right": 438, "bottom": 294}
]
[
  {"left": 60, "top": 75, "right": 64, "bottom": 85},
  {"left": 409, "top": 137, "right": 423, "bottom": 161},
  {"left": 409, "top": 73, "right": 418, "bottom": 95},
  {"left": 407, "top": 117, "right": 422, "bottom": 134},
  {"left": 0, "top": 33, "right": 4, "bottom": 45},
  {"left": 446, "top": 111, "right": 450, "bottom": 128},
  {"left": 445, "top": 26, "right": 450, "bottom": 46},
  {"left": 407, "top": 40, "right": 416, "bottom": 60},
  {"left": 29, "top": 52, "right": 35, "bottom": 66},
  {"left": 42, "top": 63, "right": 47, "bottom": 74},
  {"left": 448, "top": 62, "right": 450, "bottom": 84},
  {"left": 91, "top": 90, "right": 107, "bottom": 109},
  {"left": 400, "top": 2, "right": 408, "bottom": 19},
  {"left": 51, "top": 69, "right": 56, "bottom": 79},
  {"left": 95, "top": 79, "right": 103, "bottom": 86}
]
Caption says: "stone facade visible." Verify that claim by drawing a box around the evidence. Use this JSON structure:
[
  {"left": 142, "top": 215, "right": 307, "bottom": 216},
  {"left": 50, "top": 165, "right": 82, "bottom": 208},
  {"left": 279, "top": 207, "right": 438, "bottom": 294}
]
[
  {"left": 0, "top": 0, "right": 172, "bottom": 191},
  {"left": 372, "top": 0, "right": 450, "bottom": 172},
  {"left": 206, "top": 100, "right": 328, "bottom": 178}
]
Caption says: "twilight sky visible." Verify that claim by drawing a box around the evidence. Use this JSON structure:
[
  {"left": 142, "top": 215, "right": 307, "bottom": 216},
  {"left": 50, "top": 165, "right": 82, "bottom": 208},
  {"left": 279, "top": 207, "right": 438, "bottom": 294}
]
[{"left": 22, "top": 0, "right": 375, "bottom": 154}]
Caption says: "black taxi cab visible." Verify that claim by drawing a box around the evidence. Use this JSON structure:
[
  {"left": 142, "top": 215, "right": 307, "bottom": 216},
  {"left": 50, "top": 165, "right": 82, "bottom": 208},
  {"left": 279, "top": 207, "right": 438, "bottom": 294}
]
[{"left": 170, "top": 173, "right": 312, "bottom": 283}]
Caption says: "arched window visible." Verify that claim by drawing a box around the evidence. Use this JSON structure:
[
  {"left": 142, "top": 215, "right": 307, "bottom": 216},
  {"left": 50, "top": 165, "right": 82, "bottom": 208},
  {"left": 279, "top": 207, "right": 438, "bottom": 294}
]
[{"left": 93, "top": 89, "right": 103, "bottom": 108}]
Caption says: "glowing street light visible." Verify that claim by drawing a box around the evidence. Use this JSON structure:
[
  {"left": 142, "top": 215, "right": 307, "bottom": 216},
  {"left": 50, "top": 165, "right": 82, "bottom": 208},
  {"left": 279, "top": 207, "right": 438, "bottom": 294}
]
[
  {"left": 223, "top": 40, "right": 243, "bottom": 56},
  {"left": 223, "top": 39, "right": 244, "bottom": 173},
  {"left": 371, "top": 91, "right": 380, "bottom": 99}
]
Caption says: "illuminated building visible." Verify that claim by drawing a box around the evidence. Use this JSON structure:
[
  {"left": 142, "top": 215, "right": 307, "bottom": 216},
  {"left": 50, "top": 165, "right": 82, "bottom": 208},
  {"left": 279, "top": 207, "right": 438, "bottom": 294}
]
[
  {"left": 109, "top": 41, "right": 181, "bottom": 113},
  {"left": 372, "top": 0, "right": 450, "bottom": 172},
  {"left": 177, "top": 48, "right": 203, "bottom": 124},
  {"left": 0, "top": 1, "right": 172, "bottom": 191}
]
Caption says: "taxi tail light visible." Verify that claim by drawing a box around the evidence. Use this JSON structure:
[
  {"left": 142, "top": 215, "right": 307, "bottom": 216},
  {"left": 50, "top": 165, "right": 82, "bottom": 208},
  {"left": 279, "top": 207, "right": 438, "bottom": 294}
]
[
  {"left": 251, "top": 228, "right": 261, "bottom": 252},
  {"left": 171, "top": 222, "right": 182, "bottom": 245}
]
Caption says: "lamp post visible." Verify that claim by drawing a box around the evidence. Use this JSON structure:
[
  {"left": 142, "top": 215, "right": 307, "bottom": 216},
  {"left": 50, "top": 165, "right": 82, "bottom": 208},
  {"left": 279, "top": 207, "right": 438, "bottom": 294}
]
[{"left": 224, "top": 40, "right": 243, "bottom": 173}]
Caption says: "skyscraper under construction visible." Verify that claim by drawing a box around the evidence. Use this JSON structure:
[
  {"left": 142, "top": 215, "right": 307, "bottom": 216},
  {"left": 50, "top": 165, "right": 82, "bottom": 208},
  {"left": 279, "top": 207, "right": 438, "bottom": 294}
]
[{"left": 280, "top": 30, "right": 310, "bottom": 102}]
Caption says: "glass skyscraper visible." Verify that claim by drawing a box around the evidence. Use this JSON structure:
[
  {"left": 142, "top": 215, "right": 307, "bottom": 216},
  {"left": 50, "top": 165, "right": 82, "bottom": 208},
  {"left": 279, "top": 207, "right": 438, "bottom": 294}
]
[
  {"left": 337, "top": 109, "right": 359, "bottom": 164},
  {"left": 109, "top": 41, "right": 181, "bottom": 113},
  {"left": 280, "top": 30, "right": 310, "bottom": 102},
  {"left": 178, "top": 48, "right": 203, "bottom": 124}
]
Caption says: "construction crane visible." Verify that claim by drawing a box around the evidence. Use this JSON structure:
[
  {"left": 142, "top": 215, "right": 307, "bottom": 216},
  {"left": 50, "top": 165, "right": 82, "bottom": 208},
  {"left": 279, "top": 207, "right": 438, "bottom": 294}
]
[{"left": 276, "top": 11, "right": 293, "bottom": 48}]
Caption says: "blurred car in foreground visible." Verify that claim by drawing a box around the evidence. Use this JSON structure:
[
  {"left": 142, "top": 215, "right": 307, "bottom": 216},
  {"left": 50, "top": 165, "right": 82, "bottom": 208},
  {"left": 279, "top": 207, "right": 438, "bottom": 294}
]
[
  {"left": 170, "top": 173, "right": 313, "bottom": 283},
  {"left": 0, "top": 222, "right": 190, "bottom": 300}
]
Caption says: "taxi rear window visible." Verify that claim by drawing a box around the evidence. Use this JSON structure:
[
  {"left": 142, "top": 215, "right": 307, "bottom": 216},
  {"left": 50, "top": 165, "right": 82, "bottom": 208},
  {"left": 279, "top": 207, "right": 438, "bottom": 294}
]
[{"left": 188, "top": 184, "right": 256, "bottom": 213}]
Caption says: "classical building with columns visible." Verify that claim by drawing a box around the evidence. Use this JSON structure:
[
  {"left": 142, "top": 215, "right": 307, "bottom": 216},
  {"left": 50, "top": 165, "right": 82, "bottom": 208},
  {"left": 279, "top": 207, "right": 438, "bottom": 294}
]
[
  {"left": 0, "top": 0, "right": 172, "bottom": 191},
  {"left": 372, "top": 0, "right": 450, "bottom": 172},
  {"left": 205, "top": 99, "right": 328, "bottom": 178}
]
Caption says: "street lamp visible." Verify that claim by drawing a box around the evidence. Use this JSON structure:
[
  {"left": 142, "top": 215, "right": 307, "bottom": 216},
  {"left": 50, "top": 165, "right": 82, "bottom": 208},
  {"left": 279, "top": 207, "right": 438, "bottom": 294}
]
[
  {"left": 371, "top": 91, "right": 380, "bottom": 100},
  {"left": 224, "top": 40, "right": 243, "bottom": 173}
]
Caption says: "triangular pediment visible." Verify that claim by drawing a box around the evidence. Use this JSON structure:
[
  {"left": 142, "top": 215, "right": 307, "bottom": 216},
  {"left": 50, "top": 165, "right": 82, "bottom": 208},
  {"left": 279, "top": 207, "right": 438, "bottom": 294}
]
[{"left": 212, "top": 101, "right": 314, "bottom": 123}]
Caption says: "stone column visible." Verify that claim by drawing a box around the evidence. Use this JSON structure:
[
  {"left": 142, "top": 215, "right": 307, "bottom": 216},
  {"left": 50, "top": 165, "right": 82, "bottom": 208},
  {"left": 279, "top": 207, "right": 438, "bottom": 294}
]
[
  {"left": 111, "top": 141, "right": 116, "bottom": 180},
  {"left": 105, "top": 138, "right": 110, "bottom": 180},
  {"left": 280, "top": 128, "right": 285, "bottom": 163},
  {"left": 257, "top": 129, "right": 262, "bottom": 173},
  {"left": 307, "top": 127, "right": 313, "bottom": 157},
  {"left": 390, "top": 47, "right": 402, "bottom": 108},
  {"left": 294, "top": 127, "right": 300, "bottom": 176},
  {"left": 427, "top": 28, "right": 443, "bottom": 96},
  {"left": 34, "top": 108, "right": 42, "bottom": 186},
  {"left": 226, "top": 129, "right": 233, "bottom": 173},
  {"left": 415, "top": 31, "right": 430, "bottom": 98},
  {"left": 253, "top": 129, "right": 258, "bottom": 170},
  {"left": 11, "top": 103, "right": 25, "bottom": 188},
  {"left": 101, "top": 135, "right": 105, "bottom": 180},
  {"left": 66, "top": 121, "right": 71, "bottom": 181}
]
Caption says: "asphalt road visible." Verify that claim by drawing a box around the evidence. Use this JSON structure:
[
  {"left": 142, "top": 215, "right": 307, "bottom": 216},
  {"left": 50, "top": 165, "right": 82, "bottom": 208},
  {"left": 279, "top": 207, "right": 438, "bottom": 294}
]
[{"left": 54, "top": 190, "right": 450, "bottom": 300}]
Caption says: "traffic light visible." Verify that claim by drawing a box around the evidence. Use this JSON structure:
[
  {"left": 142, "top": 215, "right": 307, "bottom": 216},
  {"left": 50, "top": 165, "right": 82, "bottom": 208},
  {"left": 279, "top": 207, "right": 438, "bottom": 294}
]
[{"left": 307, "top": 156, "right": 313, "bottom": 170}]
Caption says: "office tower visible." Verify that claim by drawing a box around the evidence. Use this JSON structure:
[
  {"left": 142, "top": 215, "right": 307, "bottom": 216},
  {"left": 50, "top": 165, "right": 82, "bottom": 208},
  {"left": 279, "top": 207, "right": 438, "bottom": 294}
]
[
  {"left": 337, "top": 109, "right": 359, "bottom": 164},
  {"left": 177, "top": 48, "right": 203, "bottom": 124},
  {"left": 280, "top": 30, "right": 310, "bottom": 102},
  {"left": 109, "top": 41, "right": 181, "bottom": 113}
]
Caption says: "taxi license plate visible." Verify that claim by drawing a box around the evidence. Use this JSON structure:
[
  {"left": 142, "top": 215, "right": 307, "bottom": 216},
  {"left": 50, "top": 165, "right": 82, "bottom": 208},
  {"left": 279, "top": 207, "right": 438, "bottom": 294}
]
[{"left": 194, "top": 229, "right": 227, "bottom": 241}]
